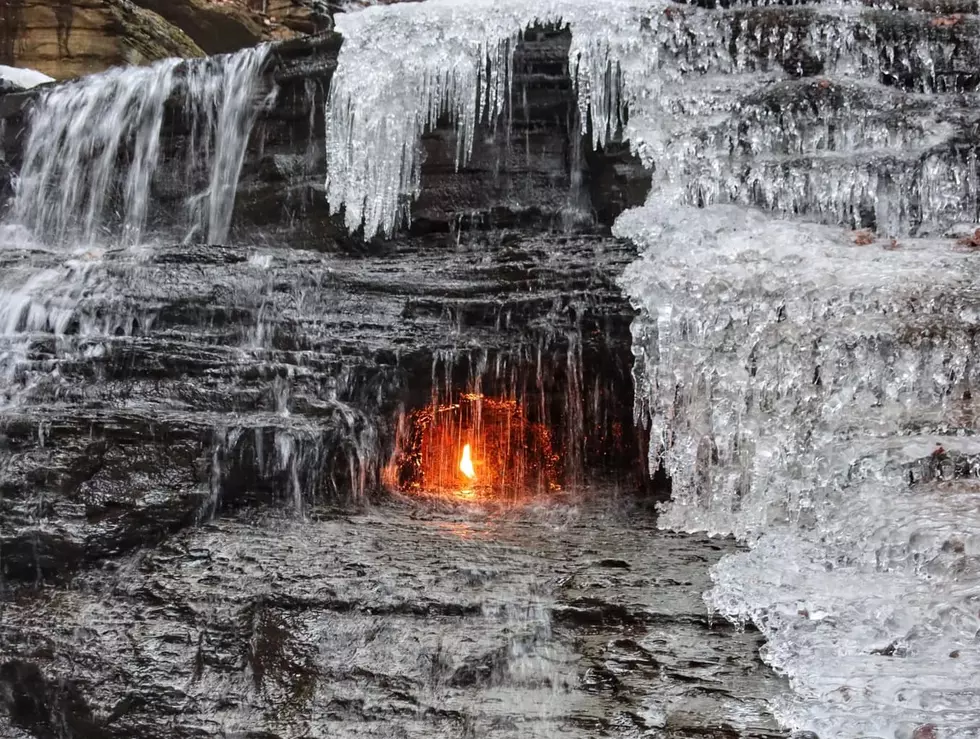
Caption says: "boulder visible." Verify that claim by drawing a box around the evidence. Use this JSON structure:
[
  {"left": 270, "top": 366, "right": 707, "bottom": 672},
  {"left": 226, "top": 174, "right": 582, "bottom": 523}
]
[
  {"left": 130, "top": 0, "right": 267, "bottom": 54},
  {"left": 265, "top": 0, "right": 333, "bottom": 35}
]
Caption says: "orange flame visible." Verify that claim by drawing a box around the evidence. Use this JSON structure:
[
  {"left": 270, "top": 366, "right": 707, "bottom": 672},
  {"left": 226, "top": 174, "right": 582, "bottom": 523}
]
[{"left": 459, "top": 443, "right": 476, "bottom": 480}]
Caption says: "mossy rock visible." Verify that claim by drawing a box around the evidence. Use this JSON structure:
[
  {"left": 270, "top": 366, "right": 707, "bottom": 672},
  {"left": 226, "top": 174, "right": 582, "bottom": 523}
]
[{"left": 108, "top": 0, "right": 204, "bottom": 66}]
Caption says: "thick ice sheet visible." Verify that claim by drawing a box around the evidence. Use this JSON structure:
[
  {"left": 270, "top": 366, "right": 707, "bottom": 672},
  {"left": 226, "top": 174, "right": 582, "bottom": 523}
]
[{"left": 618, "top": 203, "right": 980, "bottom": 738}]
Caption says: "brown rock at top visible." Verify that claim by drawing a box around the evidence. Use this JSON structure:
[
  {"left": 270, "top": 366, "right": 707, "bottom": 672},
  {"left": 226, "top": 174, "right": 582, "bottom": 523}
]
[
  {"left": 0, "top": 0, "right": 331, "bottom": 81},
  {"left": 129, "top": 0, "right": 332, "bottom": 54},
  {"left": 0, "top": 0, "right": 204, "bottom": 80},
  {"left": 0, "top": 0, "right": 428, "bottom": 81}
]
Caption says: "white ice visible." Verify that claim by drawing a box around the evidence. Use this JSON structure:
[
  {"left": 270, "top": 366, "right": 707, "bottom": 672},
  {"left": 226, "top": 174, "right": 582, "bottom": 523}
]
[
  {"left": 327, "top": 1, "right": 980, "bottom": 736},
  {"left": 0, "top": 65, "right": 54, "bottom": 90}
]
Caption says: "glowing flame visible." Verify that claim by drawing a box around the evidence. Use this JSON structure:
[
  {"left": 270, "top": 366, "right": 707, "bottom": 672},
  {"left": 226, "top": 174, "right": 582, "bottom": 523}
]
[{"left": 459, "top": 443, "right": 476, "bottom": 480}]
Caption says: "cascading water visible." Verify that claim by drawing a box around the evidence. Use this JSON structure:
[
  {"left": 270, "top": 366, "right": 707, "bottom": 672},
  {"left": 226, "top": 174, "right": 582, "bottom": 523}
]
[
  {"left": 1, "top": 44, "right": 274, "bottom": 401},
  {"left": 11, "top": 45, "right": 271, "bottom": 248},
  {"left": 322, "top": 1, "right": 980, "bottom": 736},
  {"left": 0, "top": 45, "right": 342, "bottom": 502},
  {"left": 12, "top": 61, "right": 180, "bottom": 247},
  {"left": 178, "top": 47, "right": 277, "bottom": 244}
]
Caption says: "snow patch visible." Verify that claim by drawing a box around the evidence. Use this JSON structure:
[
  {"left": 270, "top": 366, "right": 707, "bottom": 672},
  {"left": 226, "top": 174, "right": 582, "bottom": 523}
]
[{"left": 0, "top": 65, "right": 54, "bottom": 91}]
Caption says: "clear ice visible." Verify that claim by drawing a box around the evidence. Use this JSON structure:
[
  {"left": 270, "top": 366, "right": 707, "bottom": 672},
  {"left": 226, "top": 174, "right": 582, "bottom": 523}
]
[{"left": 326, "top": 1, "right": 980, "bottom": 736}]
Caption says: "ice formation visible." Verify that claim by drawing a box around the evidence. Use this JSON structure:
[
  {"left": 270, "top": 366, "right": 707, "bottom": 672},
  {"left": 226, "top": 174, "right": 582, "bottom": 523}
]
[
  {"left": 621, "top": 204, "right": 980, "bottom": 739},
  {"left": 325, "top": 0, "right": 652, "bottom": 238},
  {"left": 325, "top": 0, "right": 980, "bottom": 239},
  {"left": 12, "top": 46, "right": 270, "bottom": 247},
  {"left": 326, "top": 1, "right": 980, "bottom": 736}
]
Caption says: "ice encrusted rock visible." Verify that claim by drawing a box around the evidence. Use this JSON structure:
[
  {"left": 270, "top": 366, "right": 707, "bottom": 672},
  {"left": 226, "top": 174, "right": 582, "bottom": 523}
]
[
  {"left": 326, "top": 0, "right": 980, "bottom": 239},
  {"left": 618, "top": 202, "right": 980, "bottom": 738},
  {"left": 325, "top": 1, "right": 980, "bottom": 736},
  {"left": 324, "top": 0, "right": 663, "bottom": 238}
]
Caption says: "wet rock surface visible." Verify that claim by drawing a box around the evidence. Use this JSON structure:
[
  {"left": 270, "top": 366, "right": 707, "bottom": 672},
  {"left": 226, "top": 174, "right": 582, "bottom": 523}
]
[
  {"left": 0, "top": 25, "right": 649, "bottom": 584},
  {"left": 0, "top": 230, "right": 644, "bottom": 583},
  {"left": 0, "top": 496, "right": 789, "bottom": 738},
  {"left": 10, "top": 2, "right": 980, "bottom": 735}
]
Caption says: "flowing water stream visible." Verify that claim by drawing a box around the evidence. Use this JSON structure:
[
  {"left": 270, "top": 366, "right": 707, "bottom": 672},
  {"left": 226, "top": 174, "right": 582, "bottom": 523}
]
[{"left": 2, "top": 1, "right": 980, "bottom": 738}]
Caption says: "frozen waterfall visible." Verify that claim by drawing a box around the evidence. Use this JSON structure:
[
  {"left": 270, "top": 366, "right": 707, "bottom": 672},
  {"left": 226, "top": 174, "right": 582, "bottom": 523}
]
[{"left": 325, "top": 1, "right": 980, "bottom": 737}]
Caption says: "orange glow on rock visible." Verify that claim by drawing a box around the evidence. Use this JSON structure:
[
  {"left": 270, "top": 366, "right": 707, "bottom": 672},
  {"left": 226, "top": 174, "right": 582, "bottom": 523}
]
[
  {"left": 391, "top": 393, "right": 559, "bottom": 500},
  {"left": 459, "top": 443, "right": 476, "bottom": 480}
]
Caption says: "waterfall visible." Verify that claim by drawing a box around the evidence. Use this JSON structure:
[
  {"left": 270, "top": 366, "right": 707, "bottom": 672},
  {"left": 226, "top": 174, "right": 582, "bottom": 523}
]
[
  {"left": 12, "top": 60, "right": 180, "bottom": 247},
  {"left": 324, "top": 1, "right": 980, "bottom": 736},
  {"left": 11, "top": 45, "right": 271, "bottom": 247},
  {"left": 179, "top": 47, "right": 275, "bottom": 244}
]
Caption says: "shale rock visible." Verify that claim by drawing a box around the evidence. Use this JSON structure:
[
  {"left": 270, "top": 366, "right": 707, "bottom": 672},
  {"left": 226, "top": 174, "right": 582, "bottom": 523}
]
[
  {"left": 130, "top": 0, "right": 268, "bottom": 54},
  {"left": 0, "top": 0, "right": 336, "bottom": 80},
  {"left": 0, "top": 500, "right": 789, "bottom": 739},
  {"left": 0, "top": 27, "right": 651, "bottom": 584}
]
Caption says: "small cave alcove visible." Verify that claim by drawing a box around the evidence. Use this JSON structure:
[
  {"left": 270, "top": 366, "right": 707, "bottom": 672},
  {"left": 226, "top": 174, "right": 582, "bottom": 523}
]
[{"left": 386, "top": 340, "right": 659, "bottom": 502}]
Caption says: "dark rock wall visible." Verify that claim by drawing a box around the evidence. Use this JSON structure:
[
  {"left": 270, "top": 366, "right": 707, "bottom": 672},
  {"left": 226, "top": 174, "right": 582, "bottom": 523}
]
[
  {"left": 6, "top": 0, "right": 980, "bottom": 585},
  {"left": 0, "top": 27, "right": 651, "bottom": 589}
]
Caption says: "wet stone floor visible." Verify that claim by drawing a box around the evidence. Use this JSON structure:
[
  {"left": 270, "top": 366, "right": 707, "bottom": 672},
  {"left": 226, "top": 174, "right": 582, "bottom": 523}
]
[{"left": 0, "top": 491, "right": 788, "bottom": 739}]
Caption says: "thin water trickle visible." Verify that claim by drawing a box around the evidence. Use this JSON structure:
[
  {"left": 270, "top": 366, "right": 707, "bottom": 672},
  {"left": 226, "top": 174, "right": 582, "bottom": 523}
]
[{"left": 179, "top": 46, "right": 275, "bottom": 244}]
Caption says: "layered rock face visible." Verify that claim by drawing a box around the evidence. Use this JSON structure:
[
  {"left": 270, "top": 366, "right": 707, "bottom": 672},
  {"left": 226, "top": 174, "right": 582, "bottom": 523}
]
[
  {"left": 0, "top": 27, "right": 651, "bottom": 582},
  {"left": 0, "top": 23, "right": 702, "bottom": 739},
  {"left": 0, "top": 0, "right": 335, "bottom": 79},
  {"left": 0, "top": 0, "right": 204, "bottom": 80},
  {"left": 2, "top": 1, "right": 979, "bottom": 737}
]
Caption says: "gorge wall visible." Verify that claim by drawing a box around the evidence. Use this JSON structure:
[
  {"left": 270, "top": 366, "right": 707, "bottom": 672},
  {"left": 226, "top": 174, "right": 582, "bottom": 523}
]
[
  {"left": 0, "top": 18, "right": 679, "bottom": 739},
  {"left": 2, "top": 1, "right": 980, "bottom": 737},
  {"left": 0, "top": 0, "right": 333, "bottom": 80},
  {"left": 0, "top": 24, "right": 652, "bottom": 583}
]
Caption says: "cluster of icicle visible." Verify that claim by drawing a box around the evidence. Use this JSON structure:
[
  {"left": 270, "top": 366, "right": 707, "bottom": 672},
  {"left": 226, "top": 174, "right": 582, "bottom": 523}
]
[
  {"left": 326, "top": 0, "right": 980, "bottom": 736},
  {"left": 325, "top": 0, "right": 652, "bottom": 238},
  {"left": 325, "top": 0, "right": 980, "bottom": 240},
  {"left": 13, "top": 45, "right": 271, "bottom": 247}
]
